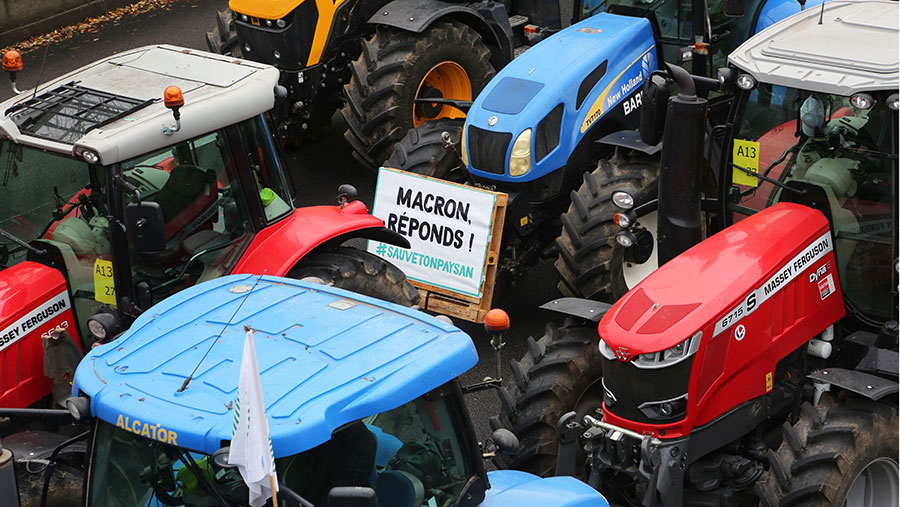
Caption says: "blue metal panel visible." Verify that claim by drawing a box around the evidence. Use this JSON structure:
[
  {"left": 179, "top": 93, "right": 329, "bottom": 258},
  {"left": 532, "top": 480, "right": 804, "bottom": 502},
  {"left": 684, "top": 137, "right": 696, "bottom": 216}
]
[
  {"left": 482, "top": 470, "right": 611, "bottom": 506},
  {"left": 464, "top": 13, "right": 656, "bottom": 183},
  {"left": 482, "top": 77, "right": 546, "bottom": 115},
  {"left": 72, "top": 274, "right": 478, "bottom": 458},
  {"left": 754, "top": 0, "right": 826, "bottom": 33}
]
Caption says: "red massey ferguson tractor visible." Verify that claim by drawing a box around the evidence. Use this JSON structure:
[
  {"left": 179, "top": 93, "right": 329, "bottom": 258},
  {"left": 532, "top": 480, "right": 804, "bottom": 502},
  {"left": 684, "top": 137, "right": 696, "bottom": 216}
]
[
  {"left": 0, "top": 45, "right": 418, "bottom": 415},
  {"left": 494, "top": 1, "right": 899, "bottom": 505}
]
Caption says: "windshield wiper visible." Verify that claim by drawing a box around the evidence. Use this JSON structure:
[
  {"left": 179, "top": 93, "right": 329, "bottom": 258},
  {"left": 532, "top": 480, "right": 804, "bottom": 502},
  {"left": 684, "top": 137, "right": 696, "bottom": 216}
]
[{"left": 0, "top": 227, "right": 46, "bottom": 256}]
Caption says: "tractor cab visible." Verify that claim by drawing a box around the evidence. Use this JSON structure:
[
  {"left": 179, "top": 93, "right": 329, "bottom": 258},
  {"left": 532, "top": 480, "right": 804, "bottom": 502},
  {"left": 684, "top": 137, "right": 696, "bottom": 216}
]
[
  {"left": 0, "top": 45, "right": 415, "bottom": 413},
  {"left": 36, "top": 275, "right": 610, "bottom": 507},
  {"left": 721, "top": 1, "right": 899, "bottom": 321}
]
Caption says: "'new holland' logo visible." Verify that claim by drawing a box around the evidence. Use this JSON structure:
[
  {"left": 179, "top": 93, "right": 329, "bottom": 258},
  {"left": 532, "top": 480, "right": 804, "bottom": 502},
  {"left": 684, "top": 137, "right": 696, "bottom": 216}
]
[{"left": 713, "top": 231, "right": 833, "bottom": 338}]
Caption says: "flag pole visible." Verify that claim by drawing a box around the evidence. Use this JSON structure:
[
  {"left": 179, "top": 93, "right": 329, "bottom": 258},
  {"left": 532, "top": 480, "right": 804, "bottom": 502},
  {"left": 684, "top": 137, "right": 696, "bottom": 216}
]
[{"left": 270, "top": 475, "right": 279, "bottom": 507}]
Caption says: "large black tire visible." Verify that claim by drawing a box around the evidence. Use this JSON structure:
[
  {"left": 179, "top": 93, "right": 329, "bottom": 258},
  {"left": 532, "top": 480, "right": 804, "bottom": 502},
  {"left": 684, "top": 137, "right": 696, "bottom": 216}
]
[
  {"left": 493, "top": 322, "right": 603, "bottom": 477},
  {"left": 205, "top": 9, "right": 241, "bottom": 57},
  {"left": 341, "top": 21, "right": 494, "bottom": 169},
  {"left": 288, "top": 247, "right": 420, "bottom": 307},
  {"left": 756, "top": 392, "right": 899, "bottom": 506},
  {"left": 555, "top": 150, "right": 659, "bottom": 302},
  {"left": 384, "top": 118, "right": 466, "bottom": 183}
]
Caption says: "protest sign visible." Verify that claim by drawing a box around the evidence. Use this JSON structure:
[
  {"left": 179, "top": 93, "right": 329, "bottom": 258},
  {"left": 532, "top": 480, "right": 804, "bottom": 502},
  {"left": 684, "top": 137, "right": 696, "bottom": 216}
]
[{"left": 368, "top": 168, "right": 506, "bottom": 321}]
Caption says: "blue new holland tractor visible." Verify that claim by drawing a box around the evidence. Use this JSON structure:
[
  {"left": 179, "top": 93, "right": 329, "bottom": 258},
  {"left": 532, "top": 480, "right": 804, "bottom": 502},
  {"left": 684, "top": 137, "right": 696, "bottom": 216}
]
[
  {"left": 2, "top": 275, "right": 611, "bottom": 507},
  {"left": 385, "top": 0, "right": 823, "bottom": 293}
]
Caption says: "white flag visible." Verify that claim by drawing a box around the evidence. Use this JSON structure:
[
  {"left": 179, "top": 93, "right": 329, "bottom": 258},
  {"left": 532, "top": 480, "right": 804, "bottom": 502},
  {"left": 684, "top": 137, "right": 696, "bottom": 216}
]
[{"left": 229, "top": 329, "right": 279, "bottom": 507}]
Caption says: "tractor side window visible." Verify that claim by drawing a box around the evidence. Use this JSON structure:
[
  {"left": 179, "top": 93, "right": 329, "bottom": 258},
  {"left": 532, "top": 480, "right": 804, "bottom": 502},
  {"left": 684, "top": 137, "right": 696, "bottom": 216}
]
[
  {"left": 278, "top": 394, "right": 473, "bottom": 507},
  {"left": 237, "top": 115, "right": 293, "bottom": 223},
  {"left": 731, "top": 85, "right": 897, "bottom": 320},
  {"left": 121, "top": 130, "right": 254, "bottom": 304},
  {"left": 0, "top": 141, "right": 101, "bottom": 266}
]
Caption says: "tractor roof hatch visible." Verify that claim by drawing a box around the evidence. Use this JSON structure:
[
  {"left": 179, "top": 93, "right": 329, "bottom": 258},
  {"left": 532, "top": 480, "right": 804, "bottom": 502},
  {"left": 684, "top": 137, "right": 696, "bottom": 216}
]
[
  {"left": 72, "top": 275, "right": 477, "bottom": 458},
  {"left": 729, "top": 0, "right": 898, "bottom": 96},
  {"left": 0, "top": 45, "right": 278, "bottom": 164}
]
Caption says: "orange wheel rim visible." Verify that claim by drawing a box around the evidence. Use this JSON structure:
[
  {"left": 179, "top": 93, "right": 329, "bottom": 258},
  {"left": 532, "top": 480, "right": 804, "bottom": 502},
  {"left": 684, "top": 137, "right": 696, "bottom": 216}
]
[{"left": 413, "top": 61, "right": 471, "bottom": 127}]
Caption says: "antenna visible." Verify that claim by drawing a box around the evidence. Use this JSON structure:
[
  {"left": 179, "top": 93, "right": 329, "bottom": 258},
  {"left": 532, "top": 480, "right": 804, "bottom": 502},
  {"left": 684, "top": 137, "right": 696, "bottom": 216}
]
[
  {"left": 818, "top": 0, "right": 826, "bottom": 24},
  {"left": 178, "top": 272, "right": 266, "bottom": 393},
  {"left": 31, "top": 42, "right": 51, "bottom": 101}
]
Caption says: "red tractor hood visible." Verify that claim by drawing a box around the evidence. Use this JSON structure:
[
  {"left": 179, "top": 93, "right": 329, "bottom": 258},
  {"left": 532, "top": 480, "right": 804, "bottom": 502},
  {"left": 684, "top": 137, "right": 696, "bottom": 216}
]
[{"left": 599, "top": 203, "right": 838, "bottom": 355}]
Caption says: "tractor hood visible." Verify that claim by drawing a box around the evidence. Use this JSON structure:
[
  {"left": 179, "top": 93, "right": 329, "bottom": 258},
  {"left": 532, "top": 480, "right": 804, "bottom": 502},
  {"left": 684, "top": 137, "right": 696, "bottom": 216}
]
[
  {"left": 464, "top": 13, "right": 656, "bottom": 184},
  {"left": 482, "top": 470, "right": 610, "bottom": 506},
  {"left": 598, "top": 204, "right": 843, "bottom": 357},
  {"left": 72, "top": 274, "right": 477, "bottom": 457}
]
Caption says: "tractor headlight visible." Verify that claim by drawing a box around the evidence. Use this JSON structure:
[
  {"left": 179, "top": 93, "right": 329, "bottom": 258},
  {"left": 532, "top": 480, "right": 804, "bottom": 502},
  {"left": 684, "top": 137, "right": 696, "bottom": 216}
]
[
  {"left": 461, "top": 125, "right": 469, "bottom": 167},
  {"left": 638, "top": 393, "right": 688, "bottom": 421},
  {"left": 850, "top": 93, "right": 874, "bottom": 110},
  {"left": 276, "top": 18, "right": 287, "bottom": 28},
  {"left": 509, "top": 128, "right": 532, "bottom": 177},
  {"left": 631, "top": 330, "right": 703, "bottom": 369},
  {"left": 735, "top": 74, "right": 757, "bottom": 91}
]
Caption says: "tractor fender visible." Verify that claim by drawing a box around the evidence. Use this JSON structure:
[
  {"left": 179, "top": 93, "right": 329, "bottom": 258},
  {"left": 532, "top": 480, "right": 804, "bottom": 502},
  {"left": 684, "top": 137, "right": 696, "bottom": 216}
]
[
  {"left": 231, "top": 201, "right": 409, "bottom": 276},
  {"left": 369, "top": 0, "right": 513, "bottom": 68},
  {"left": 807, "top": 368, "right": 899, "bottom": 401},
  {"left": 464, "top": 13, "right": 657, "bottom": 184},
  {"left": 596, "top": 129, "right": 662, "bottom": 156},
  {"left": 538, "top": 297, "right": 611, "bottom": 323}
]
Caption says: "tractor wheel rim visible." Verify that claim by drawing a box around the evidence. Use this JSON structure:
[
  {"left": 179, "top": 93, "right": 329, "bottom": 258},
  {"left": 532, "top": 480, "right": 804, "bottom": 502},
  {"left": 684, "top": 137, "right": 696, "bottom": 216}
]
[
  {"left": 844, "top": 457, "right": 899, "bottom": 507},
  {"left": 414, "top": 61, "right": 471, "bottom": 127},
  {"left": 623, "top": 211, "right": 659, "bottom": 289}
]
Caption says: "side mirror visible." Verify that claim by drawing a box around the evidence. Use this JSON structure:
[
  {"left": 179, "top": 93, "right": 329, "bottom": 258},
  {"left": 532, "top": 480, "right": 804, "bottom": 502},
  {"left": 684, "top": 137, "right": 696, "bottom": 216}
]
[
  {"left": 490, "top": 429, "right": 520, "bottom": 456},
  {"left": 639, "top": 74, "right": 670, "bottom": 146},
  {"left": 724, "top": 0, "right": 747, "bottom": 17},
  {"left": 326, "top": 486, "right": 377, "bottom": 507},
  {"left": 125, "top": 201, "right": 165, "bottom": 253}
]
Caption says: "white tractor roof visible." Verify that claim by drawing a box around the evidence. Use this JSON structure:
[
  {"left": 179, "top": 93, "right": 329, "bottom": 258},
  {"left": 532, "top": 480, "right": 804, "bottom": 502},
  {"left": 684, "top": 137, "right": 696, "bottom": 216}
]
[
  {"left": 0, "top": 45, "right": 279, "bottom": 164},
  {"left": 729, "top": 0, "right": 898, "bottom": 96}
]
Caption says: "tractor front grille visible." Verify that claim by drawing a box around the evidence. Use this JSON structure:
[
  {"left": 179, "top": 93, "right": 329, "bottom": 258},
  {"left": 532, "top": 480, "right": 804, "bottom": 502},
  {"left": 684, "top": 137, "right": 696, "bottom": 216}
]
[
  {"left": 233, "top": 1, "right": 318, "bottom": 70},
  {"left": 467, "top": 126, "right": 510, "bottom": 174},
  {"left": 601, "top": 354, "right": 694, "bottom": 424}
]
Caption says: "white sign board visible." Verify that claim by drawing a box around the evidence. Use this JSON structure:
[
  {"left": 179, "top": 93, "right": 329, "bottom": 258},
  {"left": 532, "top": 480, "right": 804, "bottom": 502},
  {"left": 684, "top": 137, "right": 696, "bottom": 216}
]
[{"left": 368, "top": 168, "right": 498, "bottom": 297}]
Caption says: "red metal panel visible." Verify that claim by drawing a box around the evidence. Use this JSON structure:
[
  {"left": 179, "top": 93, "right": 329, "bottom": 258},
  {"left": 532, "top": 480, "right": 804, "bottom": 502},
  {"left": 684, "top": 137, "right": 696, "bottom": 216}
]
[
  {"left": 231, "top": 202, "right": 391, "bottom": 276},
  {"left": 0, "top": 262, "right": 80, "bottom": 407}
]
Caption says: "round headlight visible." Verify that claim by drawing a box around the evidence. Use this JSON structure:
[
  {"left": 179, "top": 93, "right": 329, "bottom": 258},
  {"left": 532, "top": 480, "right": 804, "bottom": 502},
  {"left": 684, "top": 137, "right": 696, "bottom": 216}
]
[
  {"left": 616, "top": 231, "right": 636, "bottom": 248},
  {"left": 850, "top": 93, "right": 873, "bottom": 110},
  {"left": 273, "top": 50, "right": 281, "bottom": 59},
  {"left": 81, "top": 150, "right": 99, "bottom": 164},
  {"left": 243, "top": 43, "right": 251, "bottom": 53},
  {"left": 87, "top": 319, "right": 106, "bottom": 339},
  {"left": 241, "top": 14, "right": 248, "bottom": 22},
  {"left": 276, "top": 18, "right": 286, "bottom": 28},
  {"left": 65, "top": 396, "right": 91, "bottom": 421},
  {"left": 612, "top": 190, "right": 635, "bottom": 210},
  {"left": 265, "top": 19, "right": 273, "bottom": 27},
  {"left": 735, "top": 74, "right": 757, "bottom": 91},
  {"left": 888, "top": 93, "right": 899, "bottom": 111},
  {"left": 509, "top": 129, "right": 532, "bottom": 177}
]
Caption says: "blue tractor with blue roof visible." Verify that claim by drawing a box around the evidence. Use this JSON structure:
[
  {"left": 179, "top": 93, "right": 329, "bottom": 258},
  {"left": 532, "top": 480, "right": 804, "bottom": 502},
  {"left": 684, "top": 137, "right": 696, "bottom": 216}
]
[
  {"left": 385, "top": 0, "right": 823, "bottom": 292},
  {"left": 1, "top": 274, "right": 613, "bottom": 507}
]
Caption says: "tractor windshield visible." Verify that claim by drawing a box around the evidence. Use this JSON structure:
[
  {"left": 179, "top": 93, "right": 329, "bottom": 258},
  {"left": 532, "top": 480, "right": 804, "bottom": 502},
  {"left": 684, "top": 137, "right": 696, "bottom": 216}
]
[
  {"left": 88, "top": 392, "right": 476, "bottom": 506},
  {"left": 730, "top": 84, "right": 897, "bottom": 321}
]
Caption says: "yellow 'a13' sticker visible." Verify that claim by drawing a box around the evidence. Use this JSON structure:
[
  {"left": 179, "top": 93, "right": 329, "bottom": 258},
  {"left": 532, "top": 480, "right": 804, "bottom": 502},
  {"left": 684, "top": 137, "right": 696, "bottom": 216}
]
[
  {"left": 765, "top": 371, "right": 774, "bottom": 393},
  {"left": 93, "top": 259, "right": 116, "bottom": 305},
  {"left": 733, "top": 139, "right": 760, "bottom": 187}
]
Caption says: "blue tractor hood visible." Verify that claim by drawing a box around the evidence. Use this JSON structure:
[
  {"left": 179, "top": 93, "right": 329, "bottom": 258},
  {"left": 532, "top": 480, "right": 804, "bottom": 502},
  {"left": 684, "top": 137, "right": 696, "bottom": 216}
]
[
  {"left": 464, "top": 13, "right": 656, "bottom": 183},
  {"left": 72, "top": 275, "right": 478, "bottom": 458}
]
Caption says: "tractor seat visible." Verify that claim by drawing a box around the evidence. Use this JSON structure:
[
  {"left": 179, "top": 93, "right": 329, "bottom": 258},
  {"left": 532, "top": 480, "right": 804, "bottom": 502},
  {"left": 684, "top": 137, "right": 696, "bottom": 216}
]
[
  {"left": 376, "top": 470, "right": 425, "bottom": 507},
  {"left": 152, "top": 164, "right": 217, "bottom": 241}
]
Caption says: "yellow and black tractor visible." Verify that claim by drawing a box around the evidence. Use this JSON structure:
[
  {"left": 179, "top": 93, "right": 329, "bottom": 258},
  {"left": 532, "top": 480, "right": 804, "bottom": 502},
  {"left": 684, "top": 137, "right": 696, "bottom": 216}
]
[{"left": 207, "top": 0, "right": 575, "bottom": 167}]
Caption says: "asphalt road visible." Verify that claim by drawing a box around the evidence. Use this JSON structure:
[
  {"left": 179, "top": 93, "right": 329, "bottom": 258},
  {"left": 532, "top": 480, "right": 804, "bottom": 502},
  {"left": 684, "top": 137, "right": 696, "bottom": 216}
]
[{"left": 1, "top": 0, "right": 570, "bottom": 450}]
